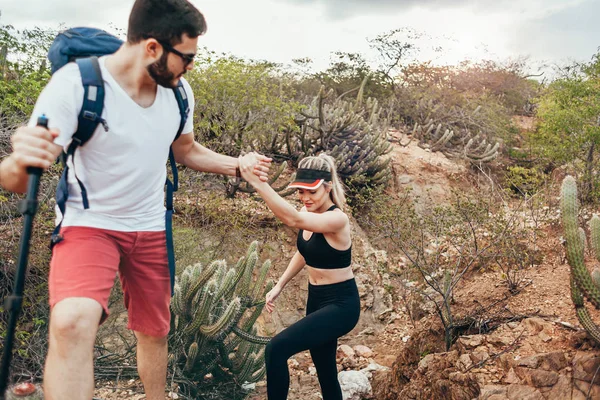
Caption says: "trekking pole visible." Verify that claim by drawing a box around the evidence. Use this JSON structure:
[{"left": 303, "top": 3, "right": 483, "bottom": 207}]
[{"left": 0, "top": 115, "right": 49, "bottom": 399}]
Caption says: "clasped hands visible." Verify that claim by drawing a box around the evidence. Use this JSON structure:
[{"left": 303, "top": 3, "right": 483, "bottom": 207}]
[{"left": 238, "top": 152, "right": 272, "bottom": 185}]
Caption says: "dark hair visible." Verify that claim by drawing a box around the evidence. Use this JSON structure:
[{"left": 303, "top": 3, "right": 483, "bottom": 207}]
[{"left": 127, "top": 0, "right": 207, "bottom": 45}]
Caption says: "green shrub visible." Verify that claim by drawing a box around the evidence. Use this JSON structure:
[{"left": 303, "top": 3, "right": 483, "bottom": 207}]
[
  {"left": 186, "top": 54, "right": 300, "bottom": 157},
  {"left": 505, "top": 166, "right": 545, "bottom": 196}
]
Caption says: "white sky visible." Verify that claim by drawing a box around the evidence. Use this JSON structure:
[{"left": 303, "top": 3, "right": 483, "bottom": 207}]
[{"left": 1, "top": 0, "right": 598, "bottom": 74}]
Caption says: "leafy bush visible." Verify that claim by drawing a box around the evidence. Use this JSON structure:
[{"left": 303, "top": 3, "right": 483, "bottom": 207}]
[
  {"left": 187, "top": 54, "right": 301, "bottom": 157},
  {"left": 389, "top": 59, "right": 536, "bottom": 157},
  {"left": 309, "top": 51, "right": 393, "bottom": 100},
  {"left": 505, "top": 166, "right": 545, "bottom": 196},
  {"left": 364, "top": 188, "right": 542, "bottom": 349},
  {"left": 532, "top": 51, "right": 600, "bottom": 202},
  {"left": 0, "top": 25, "right": 54, "bottom": 125}
]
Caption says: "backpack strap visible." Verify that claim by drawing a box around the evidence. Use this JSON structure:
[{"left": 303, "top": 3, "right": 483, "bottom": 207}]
[
  {"left": 51, "top": 57, "right": 107, "bottom": 247},
  {"left": 165, "top": 80, "right": 189, "bottom": 295},
  {"left": 173, "top": 80, "right": 189, "bottom": 143},
  {"left": 73, "top": 56, "right": 107, "bottom": 148}
]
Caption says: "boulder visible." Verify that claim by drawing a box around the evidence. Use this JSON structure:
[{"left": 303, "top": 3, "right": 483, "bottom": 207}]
[{"left": 339, "top": 370, "right": 371, "bottom": 400}]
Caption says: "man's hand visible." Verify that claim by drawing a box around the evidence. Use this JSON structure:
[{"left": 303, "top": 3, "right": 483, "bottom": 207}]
[
  {"left": 0, "top": 126, "right": 61, "bottom": 192},
  {"left": 238, "top": 152, "right": 272, "bottom": 183},
  {"left": 10, "top": 125, "right": 60, "bottom": 170}
]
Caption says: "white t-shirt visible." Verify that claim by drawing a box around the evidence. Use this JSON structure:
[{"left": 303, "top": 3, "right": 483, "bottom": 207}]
[{"left": 28, "top": 56, "right": 194, "bottom": 232}]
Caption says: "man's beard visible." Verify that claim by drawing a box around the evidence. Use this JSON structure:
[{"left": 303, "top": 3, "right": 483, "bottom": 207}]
[{"left": 147, "top": 52, "right": 181, "bottom": 88}]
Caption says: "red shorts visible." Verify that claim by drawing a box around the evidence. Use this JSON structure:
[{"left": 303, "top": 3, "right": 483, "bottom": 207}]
[{"left": 49, "top": 226, "right": 171, "bottom": 337}]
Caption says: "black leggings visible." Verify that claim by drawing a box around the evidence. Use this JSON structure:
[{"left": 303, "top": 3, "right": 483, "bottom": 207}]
[{"left": 265, "top": 278, "right": 360, "bottom": 400}]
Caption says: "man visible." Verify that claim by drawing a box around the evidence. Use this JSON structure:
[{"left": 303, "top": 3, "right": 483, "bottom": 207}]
[{"left": 0, "top": 0, "right": 270, "bottom": 399}]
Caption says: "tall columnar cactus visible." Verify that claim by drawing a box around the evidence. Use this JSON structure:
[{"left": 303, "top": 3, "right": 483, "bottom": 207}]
[
  {"left": 170, "top": 241, "right": 273, "bottom": 383},
  {"left": 560, "top": 176, "right": 600, "bottom": 343},
  {"left": 295, "top": 79, "right": 393, "bottom": 188}
]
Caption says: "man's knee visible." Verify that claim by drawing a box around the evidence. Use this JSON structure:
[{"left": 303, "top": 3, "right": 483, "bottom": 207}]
[{"left": 50, "top": 298, "right": 102, "bottom": 344}]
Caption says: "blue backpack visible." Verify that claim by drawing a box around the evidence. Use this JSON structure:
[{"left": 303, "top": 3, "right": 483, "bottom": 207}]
[{"left": 47, "top": 27, "right": 189, "bottom": 295}]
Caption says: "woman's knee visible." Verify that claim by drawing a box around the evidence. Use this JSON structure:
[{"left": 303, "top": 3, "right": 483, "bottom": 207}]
[
  {"left": 50, "top": 297, "right": 102, "bottom": 344},
  {"left": 265, "top": 335, "right": 291, "bottom": 366},
  {"left": 265, "top": 339, "right": 277, "bottom": 364}
]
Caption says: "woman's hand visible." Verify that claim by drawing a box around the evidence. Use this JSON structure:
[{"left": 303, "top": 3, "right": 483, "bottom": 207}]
[
  {"left": 239, "top": 152, "right": 271, "bottom": 185},
  {"left": 265, "top": 285, "right": 282, "bottom": 313}
]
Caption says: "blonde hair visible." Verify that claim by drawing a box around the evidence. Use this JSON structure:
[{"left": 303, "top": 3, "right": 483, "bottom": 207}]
[{"left": 298, "top": 153, "right": 346, "bottom": 210}]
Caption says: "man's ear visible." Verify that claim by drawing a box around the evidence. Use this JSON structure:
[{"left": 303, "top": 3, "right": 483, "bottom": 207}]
[{"left": 145, "top": 38, "right": 162, "bottom": 61}]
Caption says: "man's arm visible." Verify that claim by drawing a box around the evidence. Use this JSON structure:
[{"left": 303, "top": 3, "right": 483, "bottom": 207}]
[
  {"left": 171, "top": 132, "right": 271, "bottom": 178},
  {"left": 171, "top": 131, "right": 238, "bottom": 175},
  {"left": 0, "top": 126, "right": 62, "bottom": 193},
  {"left": 1, "top": 63, "right": 82, "bottom": 193}
]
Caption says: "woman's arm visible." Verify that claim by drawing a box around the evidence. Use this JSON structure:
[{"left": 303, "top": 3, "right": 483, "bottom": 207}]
[
  {"left": 265, "top": 251, "right": 306, "bottom": 312},
  {"left": 275, "top": 251, "right": 306, "bottom": 291},
  {"left": 246, "top": 179, "right": 348, "bottom": 233}
]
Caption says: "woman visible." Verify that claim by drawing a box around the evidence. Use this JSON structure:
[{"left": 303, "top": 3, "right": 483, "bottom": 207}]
[{"left": 239, "top": 153, "right": 360, "bottom": 400}]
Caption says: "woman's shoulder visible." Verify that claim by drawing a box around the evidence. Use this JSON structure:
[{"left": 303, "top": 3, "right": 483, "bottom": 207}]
[
  {"left": 329, "top": 206, "right": 348, "bottom": 216},
  {"left": 328, "top": 207, "right": 350, "bottom": 228}
]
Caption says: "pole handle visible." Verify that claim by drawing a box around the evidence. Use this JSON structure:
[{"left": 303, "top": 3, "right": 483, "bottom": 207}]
[{"left": 25, "top": 115, "right": 49, "bottom": 177}]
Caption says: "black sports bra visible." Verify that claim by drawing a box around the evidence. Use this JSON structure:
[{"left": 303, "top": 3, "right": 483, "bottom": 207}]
[{"left": 297, "top": 205, "right": 352, "bottom": 269}]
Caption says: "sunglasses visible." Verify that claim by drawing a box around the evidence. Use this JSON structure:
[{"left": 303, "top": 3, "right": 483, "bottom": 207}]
[{"left": 158, "top": 40, "right": 196, "bottom": 66}]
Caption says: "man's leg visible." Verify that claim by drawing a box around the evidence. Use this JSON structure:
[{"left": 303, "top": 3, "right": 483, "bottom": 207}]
[
  {"left": 119, "top": 231, "right": 171, "bottom": 400},
  {"left": 45, "top": 226, "right": 123, "bottom": 400},
  {"left": 44, "top": 298, "right": 103, "bottom": 400},
  {"left": 135, "top": 332, "right": 168, "bottom": 400}
]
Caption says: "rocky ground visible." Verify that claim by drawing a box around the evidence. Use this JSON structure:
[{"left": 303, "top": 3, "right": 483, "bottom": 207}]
[{"left": 371, "top": 228, "right": 600, "bottom": 400}]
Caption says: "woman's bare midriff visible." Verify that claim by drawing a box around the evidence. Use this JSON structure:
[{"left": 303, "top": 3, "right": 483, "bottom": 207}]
[{"left": 307, "top": 265, "right": 354, "bottom": 285}]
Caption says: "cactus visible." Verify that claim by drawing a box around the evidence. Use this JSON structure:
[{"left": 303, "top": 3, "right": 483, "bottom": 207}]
[
  {"left": 327, "top": 127, "right": 392, "bottom": 186},
  {"left": 560, "top": 176, "right": 600, "bottom": 343},
  {"left": 250, "top": 260, "right": 271, "bottom": 302},
  {"left": 409, "top": 98, "right": 499, "bottom": 161},
  {"left": 169, "top": 241, "right": 272, "bottom": 383},
  {"left": 411, "top": 117, "right": 500, "bottom": 163},
  {"left": 462, "top": 134, "right": 500, "bottom": 163},
  {"left": 227, "top": 332, "right": 267, "bottom": 384},
  {"left": 185, "top": 342, "right": 199, "bottom": 372},
  {"left": 185, "top": 261, "right": 220, "bottom": 306},
  {"left": 200, "top": 297, "right": 242, "bottom": 339},
  {"left": 232, "top": 325, "right": 271, "bottom": 345},
  {"left": 294, "top": 82, "right": 392, "bottom": 189}
]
